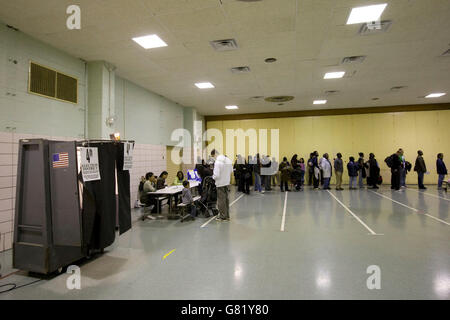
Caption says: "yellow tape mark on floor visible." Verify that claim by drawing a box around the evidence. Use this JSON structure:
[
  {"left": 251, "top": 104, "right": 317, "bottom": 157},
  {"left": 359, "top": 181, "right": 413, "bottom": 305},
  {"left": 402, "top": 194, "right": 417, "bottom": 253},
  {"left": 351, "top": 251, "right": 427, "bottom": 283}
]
[{"left": 163, "top": 249, "right": 176, "bottom": 260}]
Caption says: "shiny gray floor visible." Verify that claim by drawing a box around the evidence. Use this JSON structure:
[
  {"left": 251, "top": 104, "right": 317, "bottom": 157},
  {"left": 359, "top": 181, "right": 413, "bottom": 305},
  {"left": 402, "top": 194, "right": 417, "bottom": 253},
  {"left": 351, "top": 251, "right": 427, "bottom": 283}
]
[{"left": 0, "top": 185, "right": 449, "bottom": 299}]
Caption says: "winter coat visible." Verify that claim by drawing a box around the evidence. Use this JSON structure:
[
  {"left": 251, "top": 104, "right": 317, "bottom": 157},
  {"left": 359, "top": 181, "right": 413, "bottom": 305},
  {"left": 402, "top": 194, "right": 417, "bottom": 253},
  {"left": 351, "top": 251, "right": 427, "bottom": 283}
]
[
  {"left": 347, "top": 161, "right": 359, "bottom": 177},
  {"left": 437, "top": 158, "right": 447, "bottom": 175},
  {"left": 319, "top": 157, "right": 332, "bottom": 178},
  {"left": 279, "top": 161, "right": 292, "bottom": 182},
  {"left": 414, "top": 156, "right": 427, "bottom": 173}
]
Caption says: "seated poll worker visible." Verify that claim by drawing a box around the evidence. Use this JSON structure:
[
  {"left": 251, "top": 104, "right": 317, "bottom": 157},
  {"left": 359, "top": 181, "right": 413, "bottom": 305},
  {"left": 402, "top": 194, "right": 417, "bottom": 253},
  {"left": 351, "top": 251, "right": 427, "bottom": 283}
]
[
  {"left": 140, "top": 172, "right": 159, "bottom": 213},
  {"left": 156, "top": 171, "right": 168, "bottom": 190},
  {"left": 182, "top": 180, "right": 197, "bottom": 219},
  {"left": 172, "top": 171, "right": 185, "bottom": 205}
]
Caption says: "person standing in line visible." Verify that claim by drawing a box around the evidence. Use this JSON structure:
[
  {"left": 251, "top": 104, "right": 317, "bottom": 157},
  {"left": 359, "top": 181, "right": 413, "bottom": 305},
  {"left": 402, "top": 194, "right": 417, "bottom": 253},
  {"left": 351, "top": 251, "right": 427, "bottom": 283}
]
[
  {"left": 291, "top": 154, "right": 299, "bottom": 170},
  {"left": 242, "top": 156, "right": 253, "bottom": 194},
  {"left": 279, "top": 157, "right": 291, "bottom": 192},
  {"left": 271, "top": 157, "right": 279, "bottom": 189},
  {"left": 414, "top": 150, "right": 427, "bottom": 190},
  {"left": 253, "top": 154, "right": 263, "bottom": 193},
  {"left": 334, "top": 153, "right": 344, "bottom": 191},
  {"left": 312, "top": 151, "right": 321, "bottom": 190},
  {"left": 211, "top": 149, "right": 233, "bottom": 222},
  {"left": 261, "top": 155, "right": 272, "bottom": 191},
  {"left": 436, "top": 153, "right": 447, "bottom": 190},
  {"left": 357, "top": 152, "right": 367, "bottom": 189},
  {"left": 388, "top": 149, "right": 402, "bottom": 190},
  {"left": 399, "top": 149, "right": 407, "bottom": 188},
  {"left": 319, "top": 153, "right": 332, "bottom": 190},
  {"left": 299, "top": 158, "right": 306, "bottom": 187},
  {"left": 347, "top": 157, "right": 359, "bottom": 190},
  {"left": 307, "top": 153, "right": 314, "bottom": 186},
  {"left": 366, "top": 153, "right": 380, "bottom": 189}
]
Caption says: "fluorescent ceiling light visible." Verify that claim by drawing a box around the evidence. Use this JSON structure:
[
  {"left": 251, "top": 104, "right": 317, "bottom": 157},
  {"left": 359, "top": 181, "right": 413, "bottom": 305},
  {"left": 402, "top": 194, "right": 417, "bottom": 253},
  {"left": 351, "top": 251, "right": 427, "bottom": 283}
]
[
  {"left": 195, "top": 82, "right": 215, "bottom": 89},
  {"left": 324, "top": 71, "right": 345, "bottom": 79},
  {"left": 347, "top": 4, "right": 387, "bottom": 25},
  {"left": 132, "top": 34, "right": 167, "bottom": 49},
  {"left": 313, "top": 100, "right": 327, "bottom": 105},
  {"left": 225, "top": 105, "right": 239, "bottom": 110},
  {"left": 425, "top": 93, "right": 446, "bottom": 98}
]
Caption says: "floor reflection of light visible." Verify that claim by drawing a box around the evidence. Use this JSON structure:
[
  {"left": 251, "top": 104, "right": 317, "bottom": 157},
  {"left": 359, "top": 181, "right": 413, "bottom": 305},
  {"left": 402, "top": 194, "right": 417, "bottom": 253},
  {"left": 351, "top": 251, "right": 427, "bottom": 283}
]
[
  {"left": 234, "top": 265, "right": 242, "bottom": 279},
  {"left": 316, "top": 270, "right": 331, "bottom": 289},
  {"left": 434, "top": 274, "right": 450, "bottom": 298}
]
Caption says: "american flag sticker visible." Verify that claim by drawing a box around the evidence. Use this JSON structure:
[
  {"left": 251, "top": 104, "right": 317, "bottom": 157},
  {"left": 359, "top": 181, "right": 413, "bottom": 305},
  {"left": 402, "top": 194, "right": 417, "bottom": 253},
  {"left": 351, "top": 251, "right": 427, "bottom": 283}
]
[{"left": 52, "top": 152, "right": 69, "bottom": 168}]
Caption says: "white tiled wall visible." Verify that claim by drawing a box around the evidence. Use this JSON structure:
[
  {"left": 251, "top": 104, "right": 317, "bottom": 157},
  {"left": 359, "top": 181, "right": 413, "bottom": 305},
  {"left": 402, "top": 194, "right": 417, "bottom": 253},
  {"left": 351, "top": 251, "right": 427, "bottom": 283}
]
[
  {"left": 129, "top": 143, "right": 167, "bottom": 203},
  {"left": 0, "top": 131, "right": 167, "bottom": 252}
]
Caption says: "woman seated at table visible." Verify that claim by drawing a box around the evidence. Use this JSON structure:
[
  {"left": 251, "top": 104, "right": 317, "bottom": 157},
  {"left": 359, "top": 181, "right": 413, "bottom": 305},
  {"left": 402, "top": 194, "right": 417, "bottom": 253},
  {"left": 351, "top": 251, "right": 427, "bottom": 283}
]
[
  {"left": 172, "top": 171, "right": 184, "bottom": 185},
  {"left": 156, "top": 171, "right": 168, "bottom": 190},
  {"left": 140, "top": 172, "right": 159, "bottom": 213},
  {"left": 172, "top": 171, "right": 185, "bottom": 205}
]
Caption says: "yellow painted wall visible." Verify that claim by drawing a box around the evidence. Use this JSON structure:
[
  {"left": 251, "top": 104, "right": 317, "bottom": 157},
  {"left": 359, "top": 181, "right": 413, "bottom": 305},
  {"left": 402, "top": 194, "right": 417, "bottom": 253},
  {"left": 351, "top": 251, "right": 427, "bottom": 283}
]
[
  {"left": 206, "top": 110, "right": 450, "bottom": 185},
  {"left": 166, "top": 146, "right": 182, "bottom": 185}
]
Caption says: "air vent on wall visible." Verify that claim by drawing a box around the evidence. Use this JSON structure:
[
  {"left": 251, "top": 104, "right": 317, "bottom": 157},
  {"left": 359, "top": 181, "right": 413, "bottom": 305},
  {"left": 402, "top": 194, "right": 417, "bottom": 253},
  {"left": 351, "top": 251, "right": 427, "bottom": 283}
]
[
  {"left": 442, "top": 49, "right": 450, "bottom": 57},
  {"left": 324, "top": 90, "right": 340, "bottom": 96},
  {"left": 231, "top": 66, "right": 251, "bottom": 74},
  {"left": 359, "top": 20, "right": 392, "bottom": 35},
  {"left": 210, "top": 39, "right": 238, "bottom": 51},
  {"left": 342, "top": 55, "right": 366, "bottom": 64},
  {"left": 29, "top": 62, "right": 78, "bottom": 104}
]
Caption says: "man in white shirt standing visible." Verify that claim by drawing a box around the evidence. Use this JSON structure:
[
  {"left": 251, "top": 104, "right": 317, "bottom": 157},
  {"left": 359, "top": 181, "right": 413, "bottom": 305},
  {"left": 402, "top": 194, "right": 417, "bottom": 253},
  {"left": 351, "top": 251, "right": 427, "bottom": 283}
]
[{"left": 211, "top": 149, "right": 233, "bottom": 221}]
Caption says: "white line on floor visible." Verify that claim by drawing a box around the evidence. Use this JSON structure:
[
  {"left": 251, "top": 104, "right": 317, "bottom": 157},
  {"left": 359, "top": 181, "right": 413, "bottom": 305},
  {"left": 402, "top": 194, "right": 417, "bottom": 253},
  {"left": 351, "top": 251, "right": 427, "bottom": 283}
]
[
  {"left": 200, "top": 193, "right": 245, "bottom": 228},
  {"left": 327, "top": 190, "right": 379, "bottom": 235},
  {"left": 370, "top": 190, "right": 450, "bottom": 226},
  {"left": 407, "top": 188, "right": 450, "bottom": 202},
  {"left": 370, "top": 190, "right": 419, "bottom": 212},
  {"left": 280, "top": 191, "right": 288, "bottom": 232}
]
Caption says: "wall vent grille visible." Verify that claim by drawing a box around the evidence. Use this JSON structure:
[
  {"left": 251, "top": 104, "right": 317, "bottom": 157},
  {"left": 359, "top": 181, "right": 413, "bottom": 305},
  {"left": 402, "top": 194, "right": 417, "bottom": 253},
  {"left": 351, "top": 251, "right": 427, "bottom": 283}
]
[{"left": 29, "top": 62, "right": 78, "bottom": 104}]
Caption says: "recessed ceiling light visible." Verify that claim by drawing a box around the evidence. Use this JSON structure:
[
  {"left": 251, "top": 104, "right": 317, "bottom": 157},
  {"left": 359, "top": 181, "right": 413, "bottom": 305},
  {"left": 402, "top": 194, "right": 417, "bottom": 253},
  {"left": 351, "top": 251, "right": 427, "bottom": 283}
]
[
  {"left": 132, "top": 34, "right": 167, "bottom": 49},
  {"left": 425, "top": 93, "right": 446, "bottom": 98},
  {"left": 347, "top": 4, "right": 387, "bottom": 25},
  {"left": 195, "top": 82, "right": 215, "bottom": 89},
  {"left": 313, "top": 100, "right": 327, "bottom": 105},
  {"left": 324, "top": 71, "right": 345, "bottom": 79},
  {"left": 225, "top": 105, "right": 239, "bottom": 110}
]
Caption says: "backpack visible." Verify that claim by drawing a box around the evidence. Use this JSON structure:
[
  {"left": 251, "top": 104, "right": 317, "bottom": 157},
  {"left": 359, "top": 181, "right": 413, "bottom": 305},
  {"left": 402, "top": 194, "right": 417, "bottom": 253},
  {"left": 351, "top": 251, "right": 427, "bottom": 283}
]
[{"left": 384, "top": 155, "right": 393, "bottom": 168}]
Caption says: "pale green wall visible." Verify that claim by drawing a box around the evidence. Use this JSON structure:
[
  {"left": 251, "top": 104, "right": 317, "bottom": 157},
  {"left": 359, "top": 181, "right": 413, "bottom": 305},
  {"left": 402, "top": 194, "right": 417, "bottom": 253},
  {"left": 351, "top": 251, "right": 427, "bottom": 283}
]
[
  {"left": 0, "top": 22, "right": 86, "bottom": 138},
  {"left": 0, "top": 21, "right": 204, "bottom": 146},
  {"left": 114, "top": 76, "right": 185, "bottom": 146}
]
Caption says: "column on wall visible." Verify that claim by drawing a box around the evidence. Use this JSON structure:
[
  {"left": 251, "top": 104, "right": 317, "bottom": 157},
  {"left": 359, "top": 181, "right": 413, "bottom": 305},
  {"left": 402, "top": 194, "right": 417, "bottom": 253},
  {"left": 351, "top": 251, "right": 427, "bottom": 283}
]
[{"left": 87, "top": 61, "right": 116, "bottom": 139}]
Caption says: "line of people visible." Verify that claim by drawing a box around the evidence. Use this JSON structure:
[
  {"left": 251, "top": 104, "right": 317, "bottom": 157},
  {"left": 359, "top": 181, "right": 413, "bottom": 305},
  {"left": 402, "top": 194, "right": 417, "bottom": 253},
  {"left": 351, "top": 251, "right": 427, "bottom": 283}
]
[{"left": 231, "top": 150, "right": 447, "bottom": 192}]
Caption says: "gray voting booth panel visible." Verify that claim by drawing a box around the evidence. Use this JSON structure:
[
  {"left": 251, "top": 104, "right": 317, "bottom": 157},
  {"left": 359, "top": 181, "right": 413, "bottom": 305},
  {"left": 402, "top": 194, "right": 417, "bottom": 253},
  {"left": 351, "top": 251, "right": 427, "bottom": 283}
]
[{"left": 13, "top": 139, "right": 84, "bottom": 274}]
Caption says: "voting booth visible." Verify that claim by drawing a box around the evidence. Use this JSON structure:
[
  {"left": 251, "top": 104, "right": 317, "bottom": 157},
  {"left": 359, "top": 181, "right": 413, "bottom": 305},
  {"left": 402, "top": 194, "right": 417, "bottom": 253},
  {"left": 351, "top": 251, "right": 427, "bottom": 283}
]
[{"left": 13, "top": 139, "right": 133, "bottom": 274}]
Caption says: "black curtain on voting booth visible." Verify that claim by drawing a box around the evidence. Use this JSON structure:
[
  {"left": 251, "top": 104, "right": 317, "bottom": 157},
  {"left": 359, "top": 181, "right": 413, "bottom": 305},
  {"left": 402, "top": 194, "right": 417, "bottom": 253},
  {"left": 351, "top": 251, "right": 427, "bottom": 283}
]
[
  {"left": 82, "top": 142, "right": 131, "bottom": 251},
  {"left": 116, "top": 143, "right": 132, "bottom": 235}
]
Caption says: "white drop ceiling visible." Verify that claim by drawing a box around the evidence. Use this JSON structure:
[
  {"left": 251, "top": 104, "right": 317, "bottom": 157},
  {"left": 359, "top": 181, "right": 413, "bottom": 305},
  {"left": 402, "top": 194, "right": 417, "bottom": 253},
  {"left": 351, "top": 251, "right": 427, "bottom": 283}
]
[{"left": 0, "top": 0, "right": 449, "bottom": 115}]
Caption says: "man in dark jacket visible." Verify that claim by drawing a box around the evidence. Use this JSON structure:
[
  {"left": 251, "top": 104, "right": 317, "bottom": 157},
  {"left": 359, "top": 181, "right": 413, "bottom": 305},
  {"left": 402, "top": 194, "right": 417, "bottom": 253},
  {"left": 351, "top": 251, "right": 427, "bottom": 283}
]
[
  {"left": 390, "top": 150, "right": 402, "bottom": 190},
  {"left": 436, "top": 153, "right": 447, "bottom": 189},
  {"left": 414, "top": 150, "right": 427, "bottom": 190}
]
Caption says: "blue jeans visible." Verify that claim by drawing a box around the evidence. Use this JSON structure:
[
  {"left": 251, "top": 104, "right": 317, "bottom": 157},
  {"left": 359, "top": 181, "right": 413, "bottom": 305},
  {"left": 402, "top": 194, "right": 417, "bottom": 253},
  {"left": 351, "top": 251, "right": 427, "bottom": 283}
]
[
  {"left": 254, "top": 173, "right": 262, "bottom": 192},
  {"left": 349, "top": 176, "right": 357, "bottom": 189},
  {"left": 358, "top": 171, "right": 364, "bottom": 188},
  {"left": 438, "top": 174, "right": 445, "bottom": 188},
  {"left": 418, "top": 171, "right": 425, "bottom": 188},
  {"left": 400, "top": 168, "right": 406, "bottom": 186},
  {"left": 323, "top": 177, "right": 330, "bottom": 189}
]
